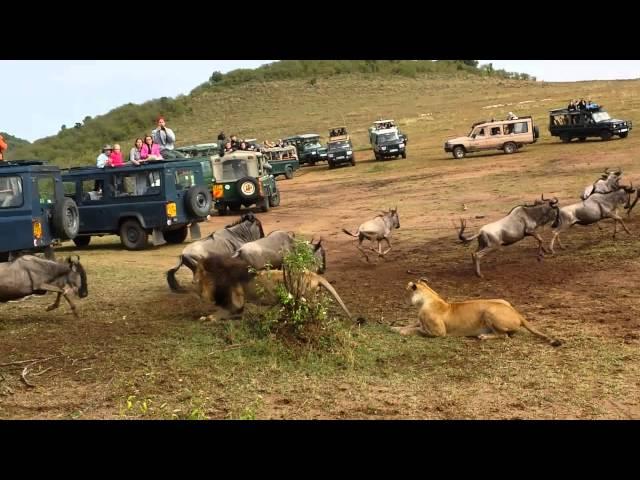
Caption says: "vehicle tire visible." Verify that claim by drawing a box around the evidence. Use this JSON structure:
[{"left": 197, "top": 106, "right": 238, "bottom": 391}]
[
  {"left": 53, "top": 197, "right": 80, "bottom": 240},
  {"left": 119, "top": 219, "right": 148, "bottom": 250},
  {"left": 236, "top": 177, "right": 260, "bottom": 201},
  {"left": 560, "top": 135, "right": 571, "bottom": 143},
  {"left": 285, "top": 166, "right": 294, "bottom": 179},
  {"left": 600, "top": 130, "right": 613, "bottom": 141},
  {"left": 374, "top": 153, "right": 380, "bottom": 161},
  {"left": 533, "top": 125, "right": 540, "bottom": 140},
  {"left": 260, "top": 196, "right": 270, "bottom": 213},
  {"left": 619, "top": 132, "right": 629, "bottom": 138},
  {"left": 401, "top": 151, "right": 407, "bottom": 159},
  {"left": 503, "top": 142, "right": 517, "bottom": 154},
  {"left": 269, "top": 192, "right": 281, "bottom": 207},
  {"left": 350, "top": 157, "right": 356, "bottom": 166},
  {"left": 185, "top": 186, "right": 212, "bottom": 217},
  {"left": 579, "top": 137, "right": 587, "bottom": 142},
  {"left": 452, "top": 146, "right": 466, "bottom": 159},
  {"left": 328, "top": 160, "right": 335, "bottom": 170},
  {"left": 228, "top": 202, "right": 242, "bottom": 212},
  {"left": 73, "top": 236, "right": 91, "bottom": 247},
  {"left": 217, "top": 204, "right": 227, "bottom": 216},
  {"left": 163, "top": 226, "right": 188, "bottom": 244}
]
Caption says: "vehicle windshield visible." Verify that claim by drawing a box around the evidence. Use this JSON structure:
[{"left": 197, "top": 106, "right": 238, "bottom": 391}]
[
  {"left": 0, "top": 176, "right": 24, "bottom": 208},
  {"left": 592, "top": 111, "right": 611, "bottom": 122},
  {"left": 303, "top": 141, "right": 322, "bottom": 150},
  {"left": 328, "top": 141, "right": 351, "bottom": 150},
  {"left": 218, "top": 158, "right": 253, "bottom": 181},
  {"left": 376, "top": 133, "right": 400, "bottom": 144}
]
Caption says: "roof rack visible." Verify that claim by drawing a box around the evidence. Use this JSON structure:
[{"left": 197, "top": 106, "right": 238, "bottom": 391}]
[{"left": 0, "top": 160, "right": 46, "bottom": 167}]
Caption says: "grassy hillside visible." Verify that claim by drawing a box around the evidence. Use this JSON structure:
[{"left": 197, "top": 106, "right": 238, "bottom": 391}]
[
  {"left": 1, "top": 132, "right": 30, "bottom": 157},
  {"left": 8, "top": 61, "right": 534, "bottom": 167}
]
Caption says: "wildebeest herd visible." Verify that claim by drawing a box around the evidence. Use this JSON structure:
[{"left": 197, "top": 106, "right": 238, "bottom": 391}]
[{"left": 1, "top": 168, "right": 638, "bottom": 347}]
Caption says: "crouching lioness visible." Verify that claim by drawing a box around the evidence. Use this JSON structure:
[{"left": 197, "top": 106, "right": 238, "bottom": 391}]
[
  {"left": 392, "top": 279, "right": 562, "bottom": 347},
  {"left": 193, "top": 254, "right": 352, "bottom": 321}
]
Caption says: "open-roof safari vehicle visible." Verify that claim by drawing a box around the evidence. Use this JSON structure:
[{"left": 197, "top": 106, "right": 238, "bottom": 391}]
[
  {"left": 326, "top": 127, "right": 355, "bottom": 168},
  {"left": 444, "top": 116, "right": 539, "bottom": 159},
  {"left": 283, "top": 134, "right": 328, "bottom": 166},
  {"left": 549, "top": 105, "right": 632, "bottom": 143},
  {"left": 61, "top": 158, "right": 212, "bottom": 250},
  {"left": 0, "top": 160, "right": 79, "bottom": 262},
  {"left": 261, "top": 145, "right": 300, "bottom": 179},
  {"left": 370, "top": 128, "right": 407, "bottom": 161},
  {"left": 212, "top": 150, "right": 280, "bottom": 216}
]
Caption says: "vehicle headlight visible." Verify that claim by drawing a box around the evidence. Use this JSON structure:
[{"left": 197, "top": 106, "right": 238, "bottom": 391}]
[
  {"left": 399, "top": 143, "right": 405, "bottom": 148},
  {"left": 381, "top": 146, "right": 387, "bottom": 150},
  {"left": 347, "top": 150, "right": 353, "bottom": 155},
  {"left": 328, "top": 154, "right": 334, "bottom": 158},
  {"left": 311, "top": 151, "right": 316, "bottom": 155}
]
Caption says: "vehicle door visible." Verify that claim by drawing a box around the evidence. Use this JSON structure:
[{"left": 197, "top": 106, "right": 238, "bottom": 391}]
[
  {"left": 469, "top": 126, "right": 488, "bottom": 151},
  {"left": 0, "top": 174, "right": 31, "bottom": 252}
]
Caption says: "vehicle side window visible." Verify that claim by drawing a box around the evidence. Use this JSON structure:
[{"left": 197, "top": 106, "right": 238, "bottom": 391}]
[
  {"left": 490, "top": 126, "right": 502, "bottom": 136},
  {"left": 0, "top": 176, "right": 23, "bottom": 208},
  {"left": 63, "top": 181, "right": 77, "bottom": 198},
  {"left": 36, "top": 176, "right": 56, "bottom": 205},
  {"left": 512, "top": 122, "right": 529, "bottom": 134},
  {"left": 175, "top": 168, "right": 196, "bottom": 189},
  {"left": 113, "top": 171, "right": 162, "bottom": 197},
  {"left": 82, "top": 179, "right": 104, "bottom": 202},
  {"left": 476, "top": 128, "right": 486, "bottom": 137}
]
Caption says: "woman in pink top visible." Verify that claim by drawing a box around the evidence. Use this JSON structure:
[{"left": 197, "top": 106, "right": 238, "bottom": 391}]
[
  {"left": 141, "top": 135, "right": 163, "bottom": 160},
  {"left": 107, "top": 144, "right": 125, "bottom": 167}
]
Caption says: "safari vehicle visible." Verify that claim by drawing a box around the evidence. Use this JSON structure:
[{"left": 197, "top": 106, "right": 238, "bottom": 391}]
[
  {"left": 0, "top": 160, "right": 79, "bottom": 262},
  {"left": 549, "top": 105, "right": 632, "bottom": 142},
  {"left": 61, "top": 159, "right": 212, "bottom": 250},
  {"left": 284, "top": 134, "right": 328, "bottom": 166},
  {"left": 327, "top": 137, "right": 356, "bottom": 168},
  {"left": 371, "top": 129, "right": 407, "bottom": 160},
  {"left": 444, "top": 116, "right": 539, "bottom": 159},
  {"left": 261, "top": 145, "right": 300, "bottom": 179},
  {"left": 172, "top": 143, "right": 218, "bottom": 186},
  {"left": 368, "top": 119, "right": 408, "bottom": 147},
  {"left": 212, "top": 150, "right": 280, "bottom": 215}
]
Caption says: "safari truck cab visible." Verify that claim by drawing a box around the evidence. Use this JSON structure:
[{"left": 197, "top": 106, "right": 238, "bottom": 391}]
[
  {"left": 294, "top": 134, "right": 329, "bottom": 166},
  {"left": 211, "top": 150, "right": 281, "bottom": 215},
  {"left": 61, "top": 159, "right": 212, "bottom": 250},
  {"left": 261, "top": 145, "right": 300, "bottom": 179},
  {"left": 173, "top": 143, "right": 219, "bottom": 187},
  {"left": 548, "top": 105, "right": 632, "bottom": 142},
  {"left": 0, "top": 160, "right": 79, "bottom": 261},
  {"left": 444, "top": 116, "right": 539, "bottom": 159}
]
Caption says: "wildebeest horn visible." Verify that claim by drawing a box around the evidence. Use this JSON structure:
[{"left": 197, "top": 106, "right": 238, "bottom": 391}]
[{"left": 541, "top": 193, "right": 545, "bottom": 201}]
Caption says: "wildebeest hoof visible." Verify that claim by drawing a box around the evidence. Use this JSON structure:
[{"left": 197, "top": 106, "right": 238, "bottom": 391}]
[{"left": 355, "top": 316, "right": 366, "bottom": 325}]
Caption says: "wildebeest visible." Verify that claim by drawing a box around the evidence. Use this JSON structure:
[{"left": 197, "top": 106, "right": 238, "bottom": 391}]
[
  {"left": 166, "top": 213, "right": 265, "bottom": 291},
  {"left": 0, "top": 255, "right": 88, "bottom": 318},
  {"left": 231, "top": 231, "right": 327, "bottom": 273},
  {"left": 549, "top": 185, "right": 638, "bottom": 254},
  {"left": 193, "top": 253, "right": 351, "bottom": 320},
  {"left": 458, "top": 196, "right": 560, "bottom": 278},
  {"left": 342, "top": 208, "right": 400, "bottom": 261},
  {"left": 581, "top": 168, "right": 622, "bottom": 200}
]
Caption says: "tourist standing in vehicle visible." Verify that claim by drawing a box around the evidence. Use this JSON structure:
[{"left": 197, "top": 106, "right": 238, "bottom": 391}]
[
  {"left": 129, "top": 138, "right": 145, "bottom": 165},
  {"left": 108, "top": 144, "right": 125, "bottom": 167},
  {"left": 141, "top": 135, "right": 163, "bottom": 161},
  {"left": 151, "top": 116, "right": 176, "bottom": 151},
  {"left": 0, "top": 134, "right": 7, "bottom": 161},
  {"left": 96, "top": 145, "right": 113, "bottom": 168}
]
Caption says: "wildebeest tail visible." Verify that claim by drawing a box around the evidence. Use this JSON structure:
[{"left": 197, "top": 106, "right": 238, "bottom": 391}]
[
  {"left": 458, "top": 219, "right": 479, "bottom": 244},
  {"left": 166, "top": 255, "right": 187, "bottom": 293},
  {"left": 341, "top": 228, "right": 359, "bottom": 238},
  {"left": 314, "top": 273, "right": 352, "bottom": 319}
]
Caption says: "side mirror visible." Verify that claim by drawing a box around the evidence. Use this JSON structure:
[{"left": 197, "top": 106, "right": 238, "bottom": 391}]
[{"left": 471, "top": 134, "right": 476, "bottom": 139}]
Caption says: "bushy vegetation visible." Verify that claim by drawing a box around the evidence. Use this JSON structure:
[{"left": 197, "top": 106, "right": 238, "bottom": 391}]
[{"left": 1, "top": 132, "right": 30, "bottom": 157}]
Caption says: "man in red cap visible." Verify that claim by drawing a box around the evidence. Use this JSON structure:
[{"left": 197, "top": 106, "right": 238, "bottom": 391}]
[
  {"left": 0, "top": 134, "right": 7, "bottom": 161},
  {"left": 151, "top": 116, "right": 176, "bottom": 151}
]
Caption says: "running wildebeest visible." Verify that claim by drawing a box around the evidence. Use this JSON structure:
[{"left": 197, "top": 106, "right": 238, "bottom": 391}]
[
  {"left": 581, "top": 168, "right": 622, "bottom": 200},
  {"left": 549, "top": 184, "right": 638, "bottom": 254},
  {"left": 0, "top": 255, "right": 88, "bottom": 318},
  {"left": 166, "top": 213, "right": 265, "bottom": 291},
  {"left": 458, "top": 196, "right": 560, "bottom": 278},
  {"left": 232, "top": 231, "right": 326, "bottom": 273},
  {"left": 342, "top": 208, "right": 400, "bottom": 262}
]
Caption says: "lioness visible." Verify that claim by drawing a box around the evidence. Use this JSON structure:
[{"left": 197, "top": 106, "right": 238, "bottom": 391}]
[
  {"left": 193, "top": 254, "right": 352, "bottom": 321},
  {"left": 392, "top": 279, "right": 562, "bottom": 346}
]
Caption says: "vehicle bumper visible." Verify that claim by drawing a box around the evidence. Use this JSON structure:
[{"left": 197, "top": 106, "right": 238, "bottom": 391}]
[
  {"left": 444, "top": 144, "right": 453, "bottom": 152},
  {"left": 377, "top": 147, "right": 405, "bottom": 157},
  {"left": 328, "top": 153, "right": 354, "bottom": 164}
]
